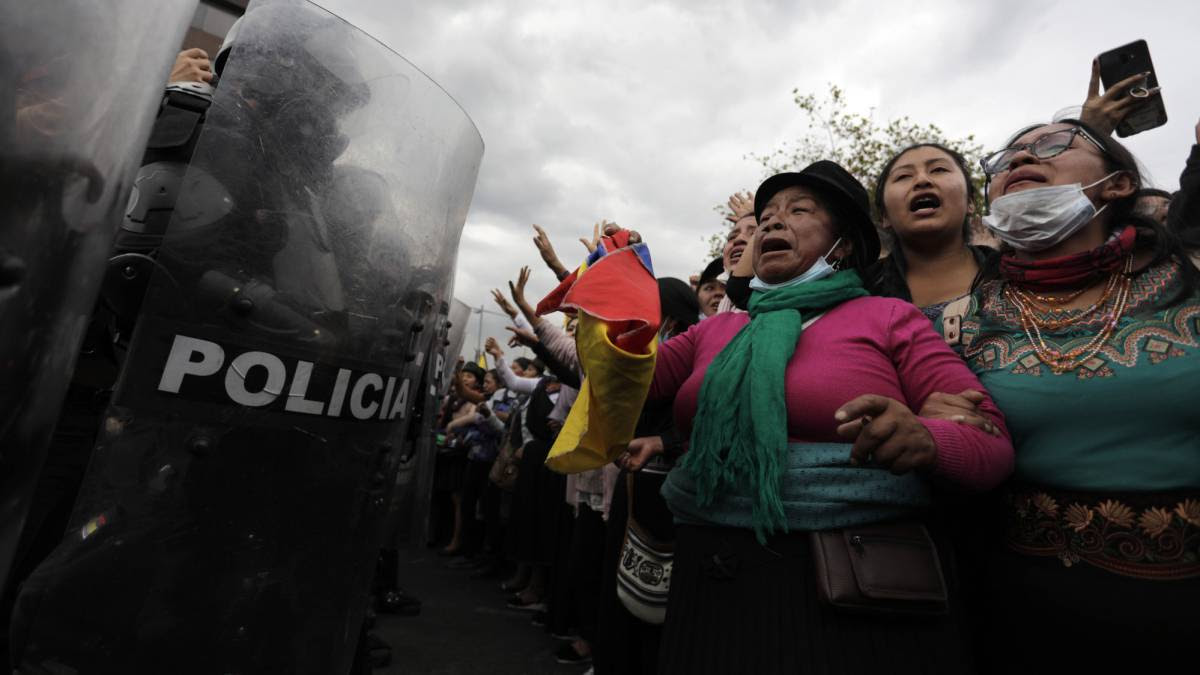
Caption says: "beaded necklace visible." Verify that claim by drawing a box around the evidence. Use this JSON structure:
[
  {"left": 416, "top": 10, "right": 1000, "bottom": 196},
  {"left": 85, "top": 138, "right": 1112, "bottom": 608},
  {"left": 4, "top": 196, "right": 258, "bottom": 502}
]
[{"left": 1002, "top": 254, "right": 1134, "bottom": 374}]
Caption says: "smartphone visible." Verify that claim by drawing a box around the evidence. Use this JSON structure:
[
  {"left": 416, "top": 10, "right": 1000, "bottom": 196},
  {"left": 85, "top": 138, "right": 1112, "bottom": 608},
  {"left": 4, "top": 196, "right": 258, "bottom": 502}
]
[{"left": 1097, "top": 39, "right": 1167, "bottom": 137}]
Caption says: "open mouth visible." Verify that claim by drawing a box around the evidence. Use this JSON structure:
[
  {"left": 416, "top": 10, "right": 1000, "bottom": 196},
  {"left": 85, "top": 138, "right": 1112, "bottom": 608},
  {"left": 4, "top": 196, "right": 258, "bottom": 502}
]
[
  {"left": 759, "top": 238, "right": 792, "bottom": 256},
  {"left": 1004, "top": 169, "right": 1047, "bottom": 193},
  {"left": 729, "top": 245, "right": 745, "bottom": 264},
  {"left": 908, "top": 193, "right": 942, "bottom": 215}
]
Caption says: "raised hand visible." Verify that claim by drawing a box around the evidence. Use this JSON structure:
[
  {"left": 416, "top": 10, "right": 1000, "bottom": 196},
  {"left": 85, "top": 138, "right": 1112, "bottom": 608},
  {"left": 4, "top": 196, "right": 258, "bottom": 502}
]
[
  {"left": 505, "top": 325, "right": 538, "bottom": 348},
  {"left": 491, "top": 288, "right": 517, "bottom": 318},
  {"left": 834, "top": 395, "right": 938, "bottom": 475},
  {"left": 1081, "top": 59, "right": 1159, "bottom": 136},
  {"left": 508, "top": 266, "right": 540, "bottom": 325},
  {"left": 509, "top": 266, "right": 531, "bottom": 307},
  {"left": 725, "top": 191, "right": 755, "bottom": 222},
  {"left": 484, "top": 336, "right": 503, "bottom": 359},
  {"left": 532, "top": 225, "right": 568, "bottom": 278},
  {"left": 581, "top": 222, "right": 602, "bottom": 254}
]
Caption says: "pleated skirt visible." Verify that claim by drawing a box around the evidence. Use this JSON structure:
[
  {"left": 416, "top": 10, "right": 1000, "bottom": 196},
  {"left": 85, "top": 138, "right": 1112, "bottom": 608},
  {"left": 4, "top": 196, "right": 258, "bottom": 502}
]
[{"left": 658, "top": 524, "right": 973, "bottom": 675}]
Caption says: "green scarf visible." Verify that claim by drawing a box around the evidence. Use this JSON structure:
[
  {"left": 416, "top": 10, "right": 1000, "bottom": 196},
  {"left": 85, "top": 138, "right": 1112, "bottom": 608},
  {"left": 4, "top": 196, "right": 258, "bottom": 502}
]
[{"left": 680, "top": 269, "right": 869, "bottom": 541}]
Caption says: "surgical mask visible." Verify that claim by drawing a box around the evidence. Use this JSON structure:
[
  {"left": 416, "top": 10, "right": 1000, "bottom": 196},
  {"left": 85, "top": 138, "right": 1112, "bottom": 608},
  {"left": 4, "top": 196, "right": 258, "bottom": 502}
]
[
  {"left": 749, "top": 238, "right": 842, "bottom": 291},
  {"left": 983, "top": 172, "right": 1119, "bottom": 252}
]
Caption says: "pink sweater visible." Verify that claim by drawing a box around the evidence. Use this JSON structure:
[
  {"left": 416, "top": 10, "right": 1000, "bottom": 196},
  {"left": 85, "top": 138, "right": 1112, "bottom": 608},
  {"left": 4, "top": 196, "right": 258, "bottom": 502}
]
[{"left": 650, "top": 296, "right": 1013, "bottom": 491}]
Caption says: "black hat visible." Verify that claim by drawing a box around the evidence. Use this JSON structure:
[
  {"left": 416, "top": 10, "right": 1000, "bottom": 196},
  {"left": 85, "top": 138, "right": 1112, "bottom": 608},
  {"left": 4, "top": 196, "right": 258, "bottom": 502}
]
[
  {"left": 657, "top": 277, "right": 700, "bottom": 331},
  {"left": 461, "top": 361, "right": 486, "bottom": 382},
  {"left": 752, "top": 160, "right": 880, "bottom": 271},
  {"left": 698, "top": 258, "right": 725, "bottom": 286}
]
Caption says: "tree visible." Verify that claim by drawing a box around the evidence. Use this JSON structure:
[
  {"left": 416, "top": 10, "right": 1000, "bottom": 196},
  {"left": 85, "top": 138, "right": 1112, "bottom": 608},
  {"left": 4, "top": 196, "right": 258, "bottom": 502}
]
[{"left": 706, "top": 83, "right": 989, "bottom": 259}]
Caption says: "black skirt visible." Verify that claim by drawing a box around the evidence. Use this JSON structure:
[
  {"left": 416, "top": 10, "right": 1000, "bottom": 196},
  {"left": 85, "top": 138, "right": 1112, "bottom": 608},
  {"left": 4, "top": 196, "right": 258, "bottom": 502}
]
[
  {"left": 595, "top": 469, "right": 675, "bottom": 675},
  {"left": 432, "top": 447, "right": 467, "bottom": 493},
  {"left": 509, "top": 439, "right": 568, "bottom": 565},
  {"left": 980, "top": 548, "right": 1200, "bottom": 673},
  {"left": 659, "top": 524, "right": 973, "bottom": 675}
]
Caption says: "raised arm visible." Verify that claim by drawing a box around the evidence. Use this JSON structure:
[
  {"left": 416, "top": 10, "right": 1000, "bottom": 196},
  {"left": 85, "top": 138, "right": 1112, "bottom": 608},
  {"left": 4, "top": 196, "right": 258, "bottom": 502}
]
[
  {"left": 1168, "top": 119, "right": 1200, "bottom": 254},
  {"left": 531, "top": 319, "right": 579, "bottom": 373},
  {"left": 529, "top": 337, "right": 582, "bottom": 390},
  {"left": 488, "top": 337, "right": 540, "bottom": 395},
  {"left": 509, "top": 266, "right": 544, "bottom": 329},
  {"left": 532, "top": 224, "right": 571, "bottom": 281}
]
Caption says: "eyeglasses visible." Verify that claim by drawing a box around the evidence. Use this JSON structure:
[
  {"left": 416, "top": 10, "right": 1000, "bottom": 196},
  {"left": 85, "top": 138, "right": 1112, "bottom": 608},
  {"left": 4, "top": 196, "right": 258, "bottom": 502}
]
[{"left": 980, "top": 126, "right": 1108, "bottom": 177}]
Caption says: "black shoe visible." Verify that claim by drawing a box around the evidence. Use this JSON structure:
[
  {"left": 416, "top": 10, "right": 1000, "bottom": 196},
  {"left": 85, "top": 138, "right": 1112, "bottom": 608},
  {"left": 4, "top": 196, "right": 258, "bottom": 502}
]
[
  {"left": 377, "top": 589, "right": 421, "bottom": 616},
  {"left": 554, "top": 642, "right": 592, "bottom": 665},
  {"left": 531, "top": 610, "right": 548, "bottom": 627}
]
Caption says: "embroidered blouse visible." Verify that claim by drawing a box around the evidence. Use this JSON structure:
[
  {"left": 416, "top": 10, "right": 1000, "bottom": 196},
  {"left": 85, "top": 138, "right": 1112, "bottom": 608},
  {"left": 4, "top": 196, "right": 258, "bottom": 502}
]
[{"left": 947, "top": 258, "right": 1200, "bottom": 492}]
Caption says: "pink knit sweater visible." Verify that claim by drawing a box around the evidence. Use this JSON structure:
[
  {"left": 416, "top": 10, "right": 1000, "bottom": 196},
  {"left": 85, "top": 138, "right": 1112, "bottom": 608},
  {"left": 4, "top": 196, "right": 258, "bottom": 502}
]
[{"left": 650, "top": 296, "right": 1013, "bottom": 491}]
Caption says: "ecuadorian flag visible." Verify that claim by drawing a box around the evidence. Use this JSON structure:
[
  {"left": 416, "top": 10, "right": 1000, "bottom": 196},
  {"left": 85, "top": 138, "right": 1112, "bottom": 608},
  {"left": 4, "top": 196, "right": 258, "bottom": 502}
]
[{"left": 536, "top": 232, "right": 660, "bottom": 473}]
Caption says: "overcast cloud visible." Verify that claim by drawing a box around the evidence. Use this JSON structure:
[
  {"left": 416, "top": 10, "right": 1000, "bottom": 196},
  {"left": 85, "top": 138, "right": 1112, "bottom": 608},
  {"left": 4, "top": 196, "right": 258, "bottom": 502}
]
[{"left": 320, "top": 0, "right": 1200, "bottom": 358}]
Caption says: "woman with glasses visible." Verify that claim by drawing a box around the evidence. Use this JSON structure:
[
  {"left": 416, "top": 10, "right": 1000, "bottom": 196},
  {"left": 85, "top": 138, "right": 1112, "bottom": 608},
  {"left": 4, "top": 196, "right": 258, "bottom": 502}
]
[{"left": 945, "top": 120, "right": 1200, "bottom": 673}]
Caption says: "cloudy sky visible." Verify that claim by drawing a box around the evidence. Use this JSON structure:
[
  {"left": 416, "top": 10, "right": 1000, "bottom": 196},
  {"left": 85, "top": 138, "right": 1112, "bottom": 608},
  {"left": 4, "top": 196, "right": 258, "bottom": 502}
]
[{"left": 322, "top": 0, "right": 1200, "bottom": 359}]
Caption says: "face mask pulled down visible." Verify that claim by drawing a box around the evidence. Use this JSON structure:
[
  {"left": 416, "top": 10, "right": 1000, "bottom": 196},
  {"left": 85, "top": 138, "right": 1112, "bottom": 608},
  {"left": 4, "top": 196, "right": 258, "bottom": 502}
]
[
  {"left": 983, "top": 172, "right": 1119, "bottom": 252},
  {"left": 749, "top": 238, "right": 842, "bottom": 291}
]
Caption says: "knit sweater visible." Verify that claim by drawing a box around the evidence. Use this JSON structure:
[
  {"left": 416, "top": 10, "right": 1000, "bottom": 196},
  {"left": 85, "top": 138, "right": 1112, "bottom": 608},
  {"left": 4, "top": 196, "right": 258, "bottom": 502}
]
[{"left": 649, "top": 295, "right": 1013, "bottom": 491}]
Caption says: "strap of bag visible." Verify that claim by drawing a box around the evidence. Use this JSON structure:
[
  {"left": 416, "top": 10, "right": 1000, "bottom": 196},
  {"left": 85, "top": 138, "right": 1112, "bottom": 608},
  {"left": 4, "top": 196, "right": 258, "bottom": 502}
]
[
  {"left": 625, "top": 471, "right": 636, "bottom": 522},
  {"left": 941, "top": 295, "right": 973, "bottom": 347}
]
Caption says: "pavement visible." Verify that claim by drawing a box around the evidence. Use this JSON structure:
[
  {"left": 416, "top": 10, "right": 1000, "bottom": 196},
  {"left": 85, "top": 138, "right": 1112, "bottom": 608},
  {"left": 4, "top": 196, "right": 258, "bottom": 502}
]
[{"left": 374, "top": 548, "right": 588, "bottom": 675}]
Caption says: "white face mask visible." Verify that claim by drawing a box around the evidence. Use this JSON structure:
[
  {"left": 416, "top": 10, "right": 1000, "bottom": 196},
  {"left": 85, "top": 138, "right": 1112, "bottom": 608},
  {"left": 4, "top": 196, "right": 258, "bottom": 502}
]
[
  {"left": 983, "top": 172, "right": 1119, "bottom": 252},
  {"left": 749, "top": 238, "right": 842, "bottom": 291}
]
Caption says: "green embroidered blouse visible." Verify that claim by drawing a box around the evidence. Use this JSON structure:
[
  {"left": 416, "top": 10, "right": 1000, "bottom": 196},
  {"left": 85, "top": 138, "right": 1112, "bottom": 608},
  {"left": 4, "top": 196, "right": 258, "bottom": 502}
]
[{"left": 943, "top": 259, "right": 1200, "bottom": 491}]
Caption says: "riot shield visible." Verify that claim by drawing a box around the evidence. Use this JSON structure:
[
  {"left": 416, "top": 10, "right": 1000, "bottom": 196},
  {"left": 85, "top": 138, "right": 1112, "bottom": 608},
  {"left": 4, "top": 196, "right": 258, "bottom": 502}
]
[
  {"left": 390, "top": 298, "right": 463, "bottom": 548},
  {"left": 0, "top": 0, "right": 199, "bottom": 591},
  {"left": 441, "top": 298, "right": 474, "bottom": 392},
  {"left": 11, "top": 1, "right": 484, "bottom": 673}
]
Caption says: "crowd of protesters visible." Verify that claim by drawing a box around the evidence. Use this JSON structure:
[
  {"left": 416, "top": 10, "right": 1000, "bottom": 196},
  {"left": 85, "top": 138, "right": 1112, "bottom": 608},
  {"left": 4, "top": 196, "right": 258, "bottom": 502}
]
[{"left": 426, "top": 58, "right": 1200, "bottom": 675}]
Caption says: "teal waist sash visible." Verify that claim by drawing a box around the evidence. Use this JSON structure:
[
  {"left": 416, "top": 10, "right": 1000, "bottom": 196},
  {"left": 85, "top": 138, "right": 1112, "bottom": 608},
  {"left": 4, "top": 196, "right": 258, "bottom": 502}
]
[{"left": 661, "top": 442, "right": 930, "bottom": 532}]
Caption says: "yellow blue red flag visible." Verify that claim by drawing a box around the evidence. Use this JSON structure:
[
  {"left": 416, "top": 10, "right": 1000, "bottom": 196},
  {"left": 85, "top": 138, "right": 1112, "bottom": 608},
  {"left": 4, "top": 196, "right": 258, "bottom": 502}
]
[{"left": 537, "top": 233, "right": 660, "bottom": 473}]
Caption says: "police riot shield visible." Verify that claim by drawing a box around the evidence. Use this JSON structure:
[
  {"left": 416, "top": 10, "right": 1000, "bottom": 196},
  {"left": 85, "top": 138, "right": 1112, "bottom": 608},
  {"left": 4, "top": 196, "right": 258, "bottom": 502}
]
[
  {"left": 388, "top": 296, "right": 466, "bottom": 547},
  {"left": 0, "top": 0, "right": 199, "bottom": 591},
  {"left": 11, "top": 0, "right": 484, "bottom": 672},
  {"left": 442, "top": 298, "right": 475, "bottom": 393}
]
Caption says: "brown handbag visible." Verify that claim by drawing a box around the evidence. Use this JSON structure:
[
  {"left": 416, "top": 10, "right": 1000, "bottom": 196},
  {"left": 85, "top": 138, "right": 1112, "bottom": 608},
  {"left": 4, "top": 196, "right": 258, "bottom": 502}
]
[
  {"left": 488, "top": 439, "right": 520, "bottom": 492},
  {"left": 810, "top": 521, "right": 949, "bottom": 616}
]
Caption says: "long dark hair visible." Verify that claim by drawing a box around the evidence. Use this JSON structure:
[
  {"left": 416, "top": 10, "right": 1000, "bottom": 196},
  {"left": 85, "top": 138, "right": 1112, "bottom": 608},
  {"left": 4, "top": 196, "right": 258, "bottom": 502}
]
[{"left": 868, "top": 143, "right": 987, "bottom": 300}]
